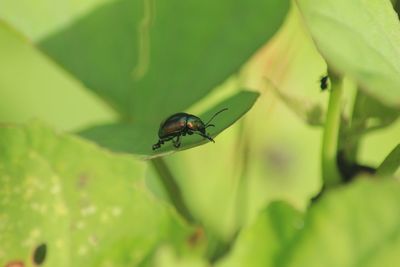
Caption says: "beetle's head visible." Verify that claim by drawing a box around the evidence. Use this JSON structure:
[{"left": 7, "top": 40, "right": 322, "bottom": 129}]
[
  {"left": 187, "top": 108, "right": 228, "bottom": 135},
  {"left": 198, "top": 125, "right": 206, "bottom": 134}
]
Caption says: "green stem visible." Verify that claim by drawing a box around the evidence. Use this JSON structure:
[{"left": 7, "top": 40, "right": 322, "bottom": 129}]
[
  {"left": 321, "top": 70, "right": 343, "bottom": 186},
  {"left": 151, "top": 158, "right": 195, "bottom": 223},
  {"left": 346, "top": 88, "right": 362, "bottom": 163}
]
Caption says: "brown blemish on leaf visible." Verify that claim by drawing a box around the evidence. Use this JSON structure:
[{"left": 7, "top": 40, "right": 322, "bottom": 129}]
[
  {"left": 187, "top": 227, "right": 204, "bottom": 247},
  {"left": 4, "top": 261, "right": 24, "bottom": 267},
  {"left": 77, "top": 173, "right": 90, "bottom": 189}
]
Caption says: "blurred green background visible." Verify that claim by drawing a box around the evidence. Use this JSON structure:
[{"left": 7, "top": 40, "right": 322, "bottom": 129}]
[{"left": 1, "top": 0, "right": 399, "bottom": 266}]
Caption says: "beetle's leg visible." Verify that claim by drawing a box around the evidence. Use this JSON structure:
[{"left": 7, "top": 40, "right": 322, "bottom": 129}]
[
  {"left": 172, "top": 135, "right": 181, "bottom": 148},
  {"left": 187, "top": 130, "right": 193, "bottom": 135},
  {"left": 152, "top": 138, "right": 170, "bottom": 150},
  {"left": 182, "top": 129, "right": 187, "bottom": 136},
  {"left": 182, "top": 127, "right": 190, "bottom": 136},
  {"left": 195, "top": 132, "right": 215, "bottom": 143},
  {"left": 205, "top": 124, "right": 215, "bottom": 129},
  {"left": 152, "top": 140, "right": 162, "bottom": 150},
  {"left": 206, "top": 134, "right": 215, "bottom": 143}
]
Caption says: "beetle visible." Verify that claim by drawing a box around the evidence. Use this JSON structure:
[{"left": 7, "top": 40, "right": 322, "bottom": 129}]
[
  {"left": 320, "top": 75, "right": 329, "bottom": 91},
  {"left": 152, "top": 108, "right": 228, "bottom": 150}
]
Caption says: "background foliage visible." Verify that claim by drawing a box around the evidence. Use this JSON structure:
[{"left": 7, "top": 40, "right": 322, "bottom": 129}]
[{"left": 0, "top": 0, "right": 399, "bottom": 266}]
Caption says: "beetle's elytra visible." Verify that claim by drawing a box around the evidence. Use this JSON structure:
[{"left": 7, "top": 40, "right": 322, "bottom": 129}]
[{"left": 152, "top": 108, "right": 228, "bottom": 150}]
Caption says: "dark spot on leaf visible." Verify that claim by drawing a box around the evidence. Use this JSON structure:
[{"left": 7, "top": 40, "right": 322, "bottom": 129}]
[
  {"left": 187, "top": 227, "right": 204, "bottom": 247},
  {"left": 32, "top": 243, "right": 47, "bottom": 265},
  {"left": 4, "top": 261, "right": 24, "bottom": 267}
]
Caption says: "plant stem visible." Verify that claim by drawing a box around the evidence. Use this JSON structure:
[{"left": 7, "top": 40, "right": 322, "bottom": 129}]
[
  {"left": 151, "top": 158, "right": 195, "bottom": 223},
  {"left": 346, "top": 88, "right": 362, "bottom": 163},
  {"left": 321, "top": 70, "right": 343, "bottom": 186}
]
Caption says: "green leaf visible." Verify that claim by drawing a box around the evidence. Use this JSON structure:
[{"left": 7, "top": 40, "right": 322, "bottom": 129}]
[
  {"left": 38, "top": 0, "right": 289, "bottom": 121},
  {"left": 79, "top": 91, "right": 259, "bottom": 159},
  {"left": 267, "top": 78, "right": 325, "bottom": 126},
  {"left": 341, "top": 90, "right": 399, "bottom": 152},
  {"left": 296, "top": 0, "right": 400, "bottom": 109},
  {"left": 377, "top": 144, "right": 400, "bottom": 176},
  {"left": 0, "top": 0, "right": 113, "bottom": 41},
  {"left": 0, "top": 121, "right": 192, "bottom": 266},
  {"left": 351, "top": 91, "right": 399, "bottom": 133},
  {"left": 259, "top": 5, "right": 328, "bottom": 127},
  {"left": 0, "top": 21, "right": 115, "bottom": 131},
  {"left": 281, "top": 178, "right": 400, "bottom": 267},
  {"left": 394, "top": 0, "right": 400, "bottom": 15},
  {"left": 216, "top": 179, "right": 400, "bottom": 267},
  {"left": 152, "top": 246, "right": 209, "bottom": 267},
  {"left": 216, "top": 202, "right": 303, "bottom": 267}
]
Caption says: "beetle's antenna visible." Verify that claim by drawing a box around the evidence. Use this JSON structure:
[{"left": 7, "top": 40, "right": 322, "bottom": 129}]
[{"left": 204, "top": 108, "right": 228, "bottom": 126}]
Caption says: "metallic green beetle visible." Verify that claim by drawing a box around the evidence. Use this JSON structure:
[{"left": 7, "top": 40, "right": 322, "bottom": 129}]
[{"left": 152, "top": 108, "right": 227, "bottom": 150}]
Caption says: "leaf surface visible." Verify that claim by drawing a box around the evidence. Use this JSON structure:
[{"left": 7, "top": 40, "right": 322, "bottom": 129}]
[
  {"left": 296, "top": 0, "right": 400, "bottom": 108},
  {"left": 0, "top": 121, "right": 191, "bottom": 266},
  {"left": 79, "top": 91, "right": 259, "bottom": 159},
  {"left": 39, "top": 0, "right": 289, "bottom": 121}
]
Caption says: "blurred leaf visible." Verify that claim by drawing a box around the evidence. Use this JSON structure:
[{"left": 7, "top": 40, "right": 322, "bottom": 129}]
[
  {"left": 216, "top": 202, "right": 303, "bottom": 267},
  {"left": 281, "top": 178, "right": 400, "bottom": 267},
  {"left": 266, "top": 78, "right": 324, "bottom": 126},
  {"left": 0, "top": 121, "right": 192, "bottom": 266},
  {"left": 246, "top": 4, "right": 327, "bottom": 126},
  {"left": 79, "top": 91, "right": 259, "bottom": 159},
  {"left": 296, "top": 0, "right": 400, "bottom": 109},
  {"left": 0, "top": 21, "right": 116, "bottom": 131},
  {"left": 0, "top": 0, "right": 113, "bottom": 41},
  {"left": 38, "top": 0, "right": 289, "bottom": 122},
  {"left": 341, "top": 90, "right": 400, "bottom": 153},
  {"left": 217, "top": 178, "right": 400, "bottom": 267},
  {"left": 394, "top": 0, "right": 400, "bottom": 15},
  {"left": 377, "top": 144, "right": 400, "bottom": 176},
  {"left": 351, "top": 91, "right": 399, "bottom": 134},
  {"left": 152, "top": 246, "right": 208, "bottom": 267}
]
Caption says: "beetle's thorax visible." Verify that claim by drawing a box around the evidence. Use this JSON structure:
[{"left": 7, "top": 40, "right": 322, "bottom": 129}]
[{"left": 186, "top": 115, "right": 205, "bottom": 132}]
